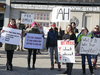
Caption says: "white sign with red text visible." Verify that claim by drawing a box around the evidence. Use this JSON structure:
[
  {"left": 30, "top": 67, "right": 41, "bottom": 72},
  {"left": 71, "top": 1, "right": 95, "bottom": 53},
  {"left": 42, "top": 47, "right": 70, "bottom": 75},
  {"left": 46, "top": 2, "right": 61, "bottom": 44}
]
[
  {"left": 58, "top": 40, "right": 75, "bottom": 63},
  {"left": 80, "top": 37, "right": 100, "bottom": 55},
  {"left": 0, "top": 27, "right": 22, "bottom": 45},
  {"left": 43, "top": 27, "right": 50, "bottom": 38},
  {"left": 24, "top": 33, "right": 43, "bottom": 49}
]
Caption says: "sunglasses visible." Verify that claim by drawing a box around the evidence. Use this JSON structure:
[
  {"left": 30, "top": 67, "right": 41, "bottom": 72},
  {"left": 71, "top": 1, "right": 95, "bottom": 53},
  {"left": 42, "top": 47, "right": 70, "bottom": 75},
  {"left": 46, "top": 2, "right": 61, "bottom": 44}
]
[
  {"left": 82, "top": 29, "right": 85, "bottom": 31},
  {"left": 95, "top": 28, "right": 99, "bottom": 30}
]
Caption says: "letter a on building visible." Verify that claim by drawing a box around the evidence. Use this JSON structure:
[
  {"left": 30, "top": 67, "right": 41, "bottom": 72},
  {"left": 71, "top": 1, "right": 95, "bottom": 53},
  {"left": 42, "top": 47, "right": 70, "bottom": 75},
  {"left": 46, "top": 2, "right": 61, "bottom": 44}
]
[{"left": 52, "top": 7, "right": 70, "bottom": 22}]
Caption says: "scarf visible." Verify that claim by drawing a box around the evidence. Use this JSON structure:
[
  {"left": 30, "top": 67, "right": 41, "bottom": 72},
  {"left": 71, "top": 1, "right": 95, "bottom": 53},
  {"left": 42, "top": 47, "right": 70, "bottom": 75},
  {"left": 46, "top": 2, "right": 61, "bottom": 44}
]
[
  {"left": 93, "top": 31, "right": 100, "bottom": 34},
  {"left": 8, "top": 24, "right": 17, "bottom": 29}
]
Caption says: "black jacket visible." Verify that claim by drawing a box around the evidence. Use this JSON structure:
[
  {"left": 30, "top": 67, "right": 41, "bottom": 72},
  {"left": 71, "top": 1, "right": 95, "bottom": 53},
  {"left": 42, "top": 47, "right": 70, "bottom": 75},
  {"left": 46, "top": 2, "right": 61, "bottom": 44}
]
[
  {"left": 91, "top": 31, "right": 100, "bottom": 38},
  {"left": 46, "top": 28, "right": 62, "bottom": 47},
  {"left": 62, "top": 33, "right": 77, "bottom": 44},
  {"left": 74, "top": 27, "right": 79, "bottom": 33}
]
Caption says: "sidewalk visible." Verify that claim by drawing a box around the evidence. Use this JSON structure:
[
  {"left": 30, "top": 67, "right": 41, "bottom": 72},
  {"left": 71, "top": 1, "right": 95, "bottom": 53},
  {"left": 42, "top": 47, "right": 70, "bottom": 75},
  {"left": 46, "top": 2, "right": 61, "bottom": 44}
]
[{"left": 0, "top": 47, "right": 100, "bottom": 75}]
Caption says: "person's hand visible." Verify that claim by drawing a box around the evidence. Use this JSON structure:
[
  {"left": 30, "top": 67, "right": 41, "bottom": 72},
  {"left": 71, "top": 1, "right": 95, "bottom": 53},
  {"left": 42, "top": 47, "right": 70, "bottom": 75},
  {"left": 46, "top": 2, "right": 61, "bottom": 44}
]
[
  {"left": 1, "top": 30, "right": 4, "bottom": 33},
  {"left": 25, "top": 24, "right": 29, "bottom": 28},
  {"left": 66, "top": 39, "right": 70, "bottom": 42}
]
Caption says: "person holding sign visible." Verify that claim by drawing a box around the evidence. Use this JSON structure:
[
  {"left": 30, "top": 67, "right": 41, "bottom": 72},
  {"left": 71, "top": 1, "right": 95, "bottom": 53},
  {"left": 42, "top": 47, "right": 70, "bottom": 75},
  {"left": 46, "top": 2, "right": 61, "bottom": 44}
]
[
  {"left": 46, "top": 23, "right": 62, "bottom": 71},
  {"left": 77, "top": 27, "right": 94, "bottom": 75},
  {"left": 1, "top": 19, "right": 17, "bottom": 71},
  {"left": 62, "top": 24, "right": 76, "bottom": 75},
  {"left": 91, "top": 25, "right": 100, "bottom": 69},
  {"left": 26, "top": 22, "right": 40, "bottom": 70}
]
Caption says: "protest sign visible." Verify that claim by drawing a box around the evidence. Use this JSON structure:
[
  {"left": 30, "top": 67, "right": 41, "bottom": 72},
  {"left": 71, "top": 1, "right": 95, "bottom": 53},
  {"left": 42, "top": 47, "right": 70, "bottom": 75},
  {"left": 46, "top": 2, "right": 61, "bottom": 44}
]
[
  {"left": 52, "top": 7, "right": 70, "bottom": 22},
  {"left": 21, "top": 13, "right": 34, "bottom": 24},
  {"left": 80, "top": 37, "right": 100, "bottom": 55},
  {"left": 43, "top": 27, "right": 50, "bottom": 38},
  {"left": 24, "top": 33, "right": 43, "bottom": 49},
  {"left": 58, "top": 40, "right": 75, "bottom": 63},
  {"left": 0, "top": 27, "right": 22, "bottom": 45}
]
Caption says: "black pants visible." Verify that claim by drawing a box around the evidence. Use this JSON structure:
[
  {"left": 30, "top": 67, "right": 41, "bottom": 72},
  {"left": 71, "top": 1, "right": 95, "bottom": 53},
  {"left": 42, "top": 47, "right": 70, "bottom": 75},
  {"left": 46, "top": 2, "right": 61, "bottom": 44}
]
[
  {"left": 28, "top": 49, "right": 36, "bottom": 65},
  {"left": 6, "top": 50, "right": 14, "bottom": 68},
  {"left": 66, "top": 63, "right": 73, "bottom": 75}
]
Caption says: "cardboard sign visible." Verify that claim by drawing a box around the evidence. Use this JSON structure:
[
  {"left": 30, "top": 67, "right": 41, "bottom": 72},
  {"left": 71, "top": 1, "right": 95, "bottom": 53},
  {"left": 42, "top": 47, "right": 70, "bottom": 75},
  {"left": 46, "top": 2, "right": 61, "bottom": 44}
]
[
  {"left": 24, "top": 33, "right": 43, "bottom": 49},
  {"left": 21, "top": 13, "right": 34, "bottom": 24},
  {"left": 43, "top": 27, "right": 50, "bottom": 38},
  {"left": 80, "top": 37, "right": 100, "bottom": 55},
  {"left": 58, "top": 40, "right": 75, "bottom": 63},
  {"left": 0, "top": 27, "right": 22, "bottom": 45},
  {"left": 52, "top": 7, "right": 70, "bottom": 22}
]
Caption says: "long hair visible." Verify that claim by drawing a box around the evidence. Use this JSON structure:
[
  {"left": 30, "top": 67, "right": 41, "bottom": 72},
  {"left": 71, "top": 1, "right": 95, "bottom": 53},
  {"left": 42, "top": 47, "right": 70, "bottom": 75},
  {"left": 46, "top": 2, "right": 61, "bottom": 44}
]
[
  {"left": 8, "top": 19, "right": 16, "bottom": 25},
  {"left": 65, "top": 24, "right": 74, "bottom": 35}
]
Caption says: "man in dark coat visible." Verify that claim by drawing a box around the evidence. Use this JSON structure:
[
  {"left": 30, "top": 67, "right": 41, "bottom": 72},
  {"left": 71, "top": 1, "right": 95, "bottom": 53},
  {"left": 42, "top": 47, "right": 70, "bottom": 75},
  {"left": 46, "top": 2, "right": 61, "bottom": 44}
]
[{"left": 16, "top": 18, "right": 28, "bottom": 51}]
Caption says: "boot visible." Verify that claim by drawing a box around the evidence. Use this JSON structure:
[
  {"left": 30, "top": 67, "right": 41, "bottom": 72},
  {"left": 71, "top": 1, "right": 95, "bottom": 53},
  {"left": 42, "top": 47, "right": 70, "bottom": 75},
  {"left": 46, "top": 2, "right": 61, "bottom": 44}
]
[
  {"left": 27, "top": 64, "right": 31, "bottom": 70},
  {"left": 31, "top": 64, "right": 35, "bottom": 70},
  {"left": 5, "top": 64, "right": 9, "bottom": 70},
  {"left": 82, "top": 65, "right": 85, "bottom": 74},
  {"left": 58, "top": 65, "right": 61, "bottom": 71},
  {"left": 9, "top": 64, "right": 13, "bottom": 71},
  {"left": 50, "top": 64, "right": 54, "bottom": 70},
  {"left": 89, "top": 66, "right": 94, "bottom": 75},
  {"left": 63, "top": 70, "right": 67, "bottom": 74}
]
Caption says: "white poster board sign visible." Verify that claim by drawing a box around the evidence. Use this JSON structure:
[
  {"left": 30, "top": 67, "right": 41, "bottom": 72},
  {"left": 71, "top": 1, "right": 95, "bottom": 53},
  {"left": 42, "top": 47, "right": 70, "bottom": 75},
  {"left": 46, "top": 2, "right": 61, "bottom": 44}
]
[
  {"left": 58, "top": 40, "right": 75, "bottom": 63},
  {"left": 0, "top": 27, "right": 22, "bottom": 45},
  {"left": 21, "top": 13, "right": 34, "bottom": 24},
  {"left": 43, "top": 27, "right": 50, "bottom": 38},
  {"left": 80, "top": 37, "right": 100, "bottom": 55},
  {"left": 24, "top": 33, "right": 43, "bottom": 49},
  {"left": 52, "top": 7, "right": 70, "bottom": 22}
]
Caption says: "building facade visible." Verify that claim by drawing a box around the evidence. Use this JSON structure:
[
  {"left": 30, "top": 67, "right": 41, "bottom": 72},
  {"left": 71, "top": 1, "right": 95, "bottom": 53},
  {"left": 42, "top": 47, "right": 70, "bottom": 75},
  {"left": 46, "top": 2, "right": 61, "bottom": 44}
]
[
  {"left": 0, "top": 0, "right": 6, "bottom": 30},
  {"left": 5, "top": 0, "right": 100, "bottom": 32}
]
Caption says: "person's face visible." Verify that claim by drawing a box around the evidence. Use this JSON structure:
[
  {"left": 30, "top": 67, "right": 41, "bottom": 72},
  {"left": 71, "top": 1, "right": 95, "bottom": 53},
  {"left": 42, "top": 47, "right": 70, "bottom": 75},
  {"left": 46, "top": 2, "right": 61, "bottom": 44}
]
[
  {"left": 67, "top": 26, "right": 71, "bottom": 32},
  {"left": 94, "top": 27, "right": 99, "bottom": 32},
  {"left": 82, "top": 29, "right": 87, "bottom": 35},
  {"left": 32, "top": 24, "right": 37, "bottom": 27},
  {"left": 51, "top": 26, "right": 55, "bottom": 30},
  {"left": 72, "top": 23, "right": 75, "bottom": 28},
  {"left": 10, "top": 20, "right": 15, "bottom": 25},
  {"left": 19, "top": 20, "right": 21, "bottom": 23}
]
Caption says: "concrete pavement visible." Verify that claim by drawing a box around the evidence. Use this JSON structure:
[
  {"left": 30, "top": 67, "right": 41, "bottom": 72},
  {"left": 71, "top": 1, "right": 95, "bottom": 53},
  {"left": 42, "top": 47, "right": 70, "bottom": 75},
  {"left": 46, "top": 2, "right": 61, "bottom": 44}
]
[{"left": 0, "top": 47, "right": 100, "bottom": 75}]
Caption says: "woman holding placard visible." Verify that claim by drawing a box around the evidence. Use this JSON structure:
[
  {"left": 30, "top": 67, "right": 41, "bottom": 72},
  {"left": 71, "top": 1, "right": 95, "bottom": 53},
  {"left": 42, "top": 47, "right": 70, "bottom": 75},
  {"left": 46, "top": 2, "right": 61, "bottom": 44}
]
[
  {"left": 91, "top": 25, "right": 100, "bottom": 69},
  {"left": 62, "top": 24, "right": 76, "bottom": 75},
  {"left": 1, "top": 19, "right": 17, "bottom": 71},
  {"left": 77, "top": 27, "right": 94, "bottom": 75},
  {"left": 26, "top": 22, "right": 40, "bottom": 70}
]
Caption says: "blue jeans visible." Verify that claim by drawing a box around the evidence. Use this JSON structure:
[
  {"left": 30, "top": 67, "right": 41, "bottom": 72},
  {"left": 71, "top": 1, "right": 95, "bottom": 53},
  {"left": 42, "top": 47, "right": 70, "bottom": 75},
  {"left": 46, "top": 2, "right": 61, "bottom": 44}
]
[
  {"left": 92, "top": 55, "right": 98, "bottom": 59},
  {"left": 81, "top": 54, "right": 92, "bottom": 67},
  {"left": 50, "top": 47, "right": 60, "bottom": 65}
]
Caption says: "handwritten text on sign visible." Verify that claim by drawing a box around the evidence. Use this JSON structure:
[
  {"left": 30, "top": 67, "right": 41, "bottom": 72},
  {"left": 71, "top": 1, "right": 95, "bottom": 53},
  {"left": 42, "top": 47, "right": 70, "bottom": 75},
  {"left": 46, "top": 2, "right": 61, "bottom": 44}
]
[
  {"left": 24, "top": 33, "right": 43, "bottom": 49},
  {"left": 0, "top": 27, "right": 22, "bottom": 45},
  {"left": 21, "top": 13, "right": 34, "bottom": 24},
  {"left": 58, "top": 40, "right": 75, "bottom": 63},
  {"left": 80, "top": 37, "right": 100, "bottom": 55},
  {"left": 52, "top": 7, "right": 70, "bottom": 22}
]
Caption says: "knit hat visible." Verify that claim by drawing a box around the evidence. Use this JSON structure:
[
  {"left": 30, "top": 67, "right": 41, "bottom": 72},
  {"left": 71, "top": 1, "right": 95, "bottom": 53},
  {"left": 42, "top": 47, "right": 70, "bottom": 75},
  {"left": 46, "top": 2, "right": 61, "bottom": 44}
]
[
  {"left": 18, "top": 18, "right": 21, "bottom": 20},
  {"left": 31, "top": 22, "right": 37, "bottom": 27}
]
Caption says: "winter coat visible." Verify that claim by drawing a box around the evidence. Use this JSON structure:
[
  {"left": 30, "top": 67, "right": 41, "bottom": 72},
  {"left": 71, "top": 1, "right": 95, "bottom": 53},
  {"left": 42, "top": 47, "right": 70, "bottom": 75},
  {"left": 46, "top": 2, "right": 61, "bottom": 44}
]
[
  {"left": 91, "top": 31, "right": 100, "bottom": 38},
  {"left": 62, "top": 33, "right": 77, "bottom": 44},
  {"left": 77, "top": 33, "right": 92, "bottom": 43},
  {"left": 5, "top": 25, "right": 17, "bottom": 51},
  {"left": 46, "top": 28, "right": 61, "bottom": 47},
  {"left": 74, "top": 27, "right": 79, "bottom": 33}
]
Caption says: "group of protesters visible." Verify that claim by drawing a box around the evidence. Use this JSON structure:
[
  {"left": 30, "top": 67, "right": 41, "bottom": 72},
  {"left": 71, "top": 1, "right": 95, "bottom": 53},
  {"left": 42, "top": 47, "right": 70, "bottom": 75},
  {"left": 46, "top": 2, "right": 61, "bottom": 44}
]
[{"left": 0, "top": 18, "right": 100, "bottom": 75}]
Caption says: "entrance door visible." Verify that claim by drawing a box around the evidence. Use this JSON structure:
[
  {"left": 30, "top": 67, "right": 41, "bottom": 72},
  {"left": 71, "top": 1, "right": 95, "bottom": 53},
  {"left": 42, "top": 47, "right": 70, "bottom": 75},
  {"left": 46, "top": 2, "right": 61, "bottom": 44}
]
[
  {"left": 84, "top": 13, "right": 100, "bottom": 32},
  {"left": 0, "top": 13, "right": 4, "bottom": 30}
]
